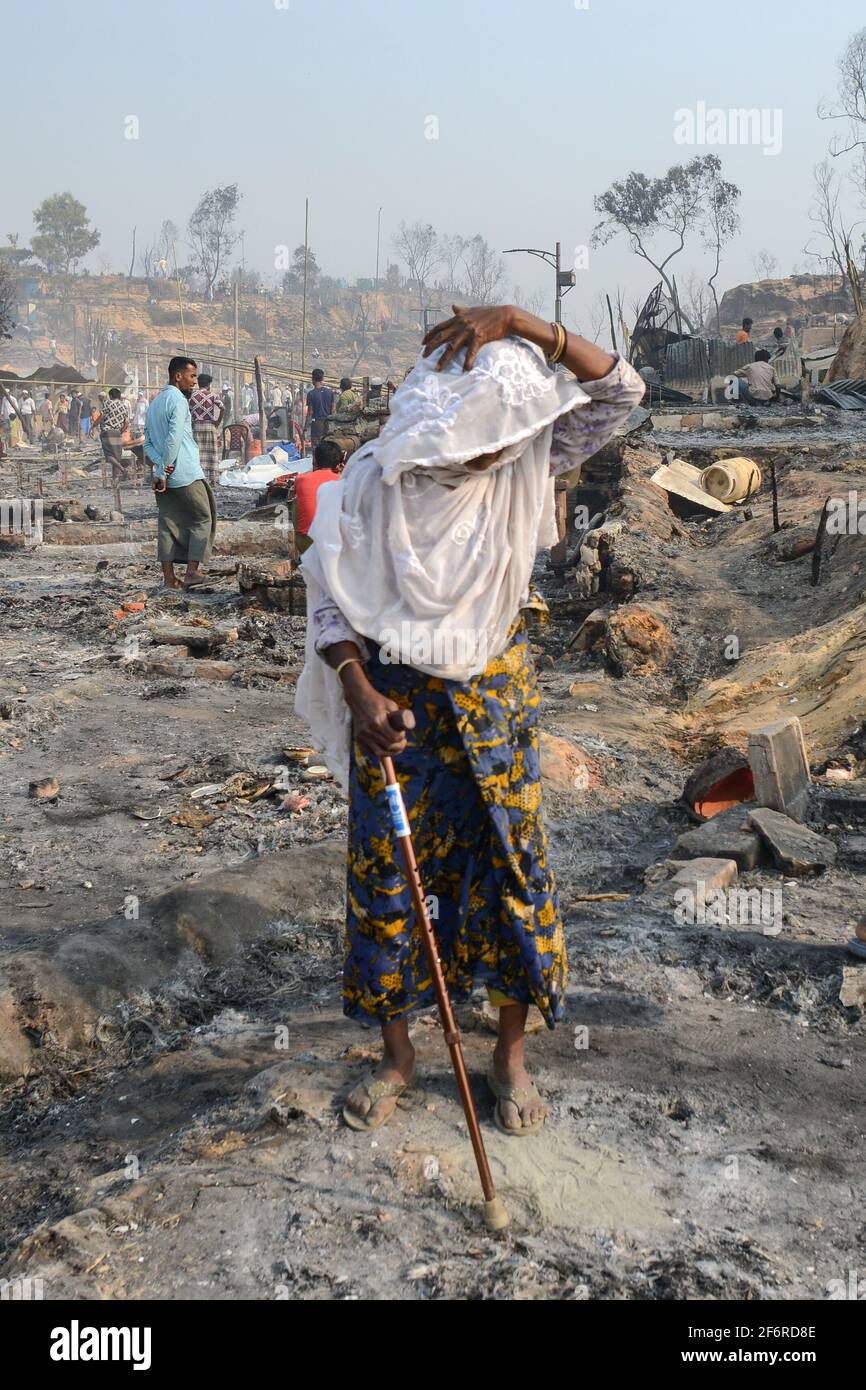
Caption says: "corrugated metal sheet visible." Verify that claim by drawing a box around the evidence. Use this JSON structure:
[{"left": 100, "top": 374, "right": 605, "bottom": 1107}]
[
  {"left": 664, "top": 338, "right": 801, "bottom": 395},
  {"left": 814, "top": 377, "right": 866, "bottom": 410}
]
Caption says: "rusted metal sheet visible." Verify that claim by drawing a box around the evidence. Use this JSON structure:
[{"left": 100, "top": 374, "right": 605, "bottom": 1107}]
[{"left": 664, "top": 337, "right": 801, "bottom": 395}]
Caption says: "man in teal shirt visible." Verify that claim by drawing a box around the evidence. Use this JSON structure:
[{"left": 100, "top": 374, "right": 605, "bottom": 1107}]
[{"left": 144, "top": 357, "right": 217, "bottom": 590}]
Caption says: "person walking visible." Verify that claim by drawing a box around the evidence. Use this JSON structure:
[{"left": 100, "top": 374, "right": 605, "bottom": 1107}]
[
  {"left": 132, "top": 391, "right": 148, "bottom": 436},
  {"left": 0, "top": 389, "right": 19, "bottom": 449},
  {"left": 39, "top": 391, "right": 55, "bottom": 440},
  {"left": 19, "top": 390, "right": 37, "bottom": 443},
  {"left": 98, "top": 387, "right": 131, "bottom": 480},
  {"left": 78, "top": 393, "right": 93, "bottom": 443},
  {"left": 68, "top": 390, "right": 83, "bottom": 440}
]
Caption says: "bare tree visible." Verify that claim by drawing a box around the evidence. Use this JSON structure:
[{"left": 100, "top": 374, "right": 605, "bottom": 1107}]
[
  {"left": 187, "top": 186, "right": 241, "bottom": 298},
  {"left": 681, "top": 271, "right": 713, "bottom": 334},
  {"left": 437, "top": 234, "right": 466, "bottom": 295},
  {"left": 460, "top": 235, "right": 506, "bottom": 304},
  {"left": 141, "top": 219, "right": 179, "bottom": 278},
  {"left": 702, "top": 162, "right": 740, "bottom": 334},
  {"left": 510, "top": 282, "right": 547, "bottom": 318},
  {"left": 392, "top": 221, "right": 441, "bottom": 315},
  {"left": 805, "top": 159, "right": 851, "bottom": 287},
  {"left": 583, "top": 292, "right": 609, "bottom": 345},
  {"left": 751, "top": 249, "right": 779, "bottom": 280},
  {"left": 820, "top": 26, "right": 866, "bottom": 157}
]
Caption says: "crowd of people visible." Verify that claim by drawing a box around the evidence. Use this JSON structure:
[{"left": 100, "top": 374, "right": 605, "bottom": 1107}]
[{"left": 0, "top": 362, "right": 360, "bottom": 471}]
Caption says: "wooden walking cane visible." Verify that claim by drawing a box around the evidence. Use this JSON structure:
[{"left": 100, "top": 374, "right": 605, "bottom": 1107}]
[{"left": 379, "top": 710, "right": 509, "bottom": 1234}]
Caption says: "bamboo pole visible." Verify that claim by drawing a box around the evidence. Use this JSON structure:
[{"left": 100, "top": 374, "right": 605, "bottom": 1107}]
[
  {"left": 171, "top": 242, "right": 187, "bottom": 351},
  {"left": 301, "top": 197, "right": 309, "bottom": 373},
  {"left": 233, "top": 281, "right": 240, "bottom": 425}
]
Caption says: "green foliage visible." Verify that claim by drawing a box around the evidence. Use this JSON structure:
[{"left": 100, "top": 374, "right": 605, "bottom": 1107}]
[
  {"left": 187, "top": 185, "right": 241, "bottom": 294},
  {"left": 593, "top": 156, "right": 741, "bottom": 328},
  {"left": 31, "top": 193, "right": 100, "bottom": 273},
  {"left": 0, "top": 262, "right": 15, "bottom": 339},
  {"left": 281, "top": 245, "right": 319, "bottom": 294}
]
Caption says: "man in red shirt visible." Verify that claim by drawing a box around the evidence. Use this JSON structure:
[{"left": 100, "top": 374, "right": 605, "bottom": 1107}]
[{"left": 294, "top": 438, "right": 344, "bottom": 551}]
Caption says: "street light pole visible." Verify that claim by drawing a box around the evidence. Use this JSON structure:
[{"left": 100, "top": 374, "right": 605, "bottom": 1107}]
[{"left": 504, "top": 241, "right": 575, "bottom": 326}]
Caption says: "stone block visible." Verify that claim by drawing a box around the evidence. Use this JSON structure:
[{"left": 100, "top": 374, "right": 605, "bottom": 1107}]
[
  {"left": 673, "top": 805, "right": 762, "bottom": 870},
  {"left": 748, "top": 717, "right": 811, "bottom": 823},
  {"left": 747, "top": 808, "right": 836, "bottom": 875}
]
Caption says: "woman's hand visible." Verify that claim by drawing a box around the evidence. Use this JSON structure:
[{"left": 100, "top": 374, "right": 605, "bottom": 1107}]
[
  {"left": 344, "top": 674, "right": 409, "bottom": 759},
  {"left": 422, "top": 303, "right": 616, "bottom": 384},
  {"left": 422, "top": 303, "right": 517, "bottom": 373},
  {"left": 326, "top": 649, "right": 408, "bottom": 759}
]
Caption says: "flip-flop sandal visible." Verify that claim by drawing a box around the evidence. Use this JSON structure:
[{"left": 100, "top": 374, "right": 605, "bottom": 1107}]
[
  {"left": 487, "top": 1068, "right": 548, "bottom": 1138},
  {"left": 847, "top": 938, "right": 866, "bottom": 960},
  {"left": 342, "top": 1069, "right": 415, "bottom": 1131}
]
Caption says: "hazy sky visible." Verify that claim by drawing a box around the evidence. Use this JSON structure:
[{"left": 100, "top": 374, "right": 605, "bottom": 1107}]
[{"left": 3, "top": 0, "right": 864, "bottom": 329}]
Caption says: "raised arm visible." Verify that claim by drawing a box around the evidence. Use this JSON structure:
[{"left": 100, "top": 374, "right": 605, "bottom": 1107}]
[
  {"left": 422, "top": 303, "right": 645, "bottom": 475},
  {"left": 422, "top": 303, "right": 616, "bottom": 383}
]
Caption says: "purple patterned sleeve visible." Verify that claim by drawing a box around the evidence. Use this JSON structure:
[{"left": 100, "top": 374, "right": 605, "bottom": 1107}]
[
  {"left": 313, "top": 592, "right": 368, "bottom": 659},
  {"left": 549, "top": 354, "right": 645, "bottom": 477}
]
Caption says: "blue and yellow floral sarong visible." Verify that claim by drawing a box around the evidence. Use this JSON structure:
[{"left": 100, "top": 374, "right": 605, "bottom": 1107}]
[{"left": 344, "top": 622, "right": 566, "bottom": 1029}]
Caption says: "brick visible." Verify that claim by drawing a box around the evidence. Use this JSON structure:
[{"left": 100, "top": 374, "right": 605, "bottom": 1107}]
[
  {"left": 748, "top": 716, "right": 811, "bottom": 823},
  {"left": 145, "top": 658, "right": 184, "bottom": 678},
  {"left": 666, "top": 857, "right": 739, "bottom": 895},
  {"left": 189, "top": 660, "right": 237, "bottom": 682}
]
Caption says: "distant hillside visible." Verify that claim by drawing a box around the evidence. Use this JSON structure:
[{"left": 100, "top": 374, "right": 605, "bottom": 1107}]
[
  {"left": 718, "top": 274, "right": 853, "bottom": 338},
  {"left": 1, "top": 272, "right": 435, "bottom": 382}
]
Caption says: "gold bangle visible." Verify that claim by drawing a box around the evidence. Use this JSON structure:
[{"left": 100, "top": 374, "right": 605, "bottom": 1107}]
[
  {"left": 549, "top": 322, "right": 567, "bottom": 365},
  {"left": 335, "top": 656, "right": 364, "bottom": 680}
]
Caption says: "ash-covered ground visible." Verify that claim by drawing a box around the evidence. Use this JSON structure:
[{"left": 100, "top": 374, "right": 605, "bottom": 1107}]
[{"left": 0, "top": 420, "right": 864, "bottom": 1301}]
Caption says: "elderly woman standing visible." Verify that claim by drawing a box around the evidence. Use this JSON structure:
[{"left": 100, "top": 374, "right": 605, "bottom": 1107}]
[{"left": 296, "top": 305, "right": 644, "bottom": 1135}]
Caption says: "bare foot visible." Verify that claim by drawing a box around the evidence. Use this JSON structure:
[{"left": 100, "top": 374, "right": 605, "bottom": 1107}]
[
  {"left": 492, "top": 1044, "right": 548, "bottom": 1132},
  {"left": 344, "top": 1047, "right": 416, "bottom": 1128}
]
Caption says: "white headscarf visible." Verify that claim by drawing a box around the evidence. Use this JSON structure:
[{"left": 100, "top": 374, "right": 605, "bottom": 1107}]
[{"left": 295, "top": 336, "right": 588, "bottom": 784}]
